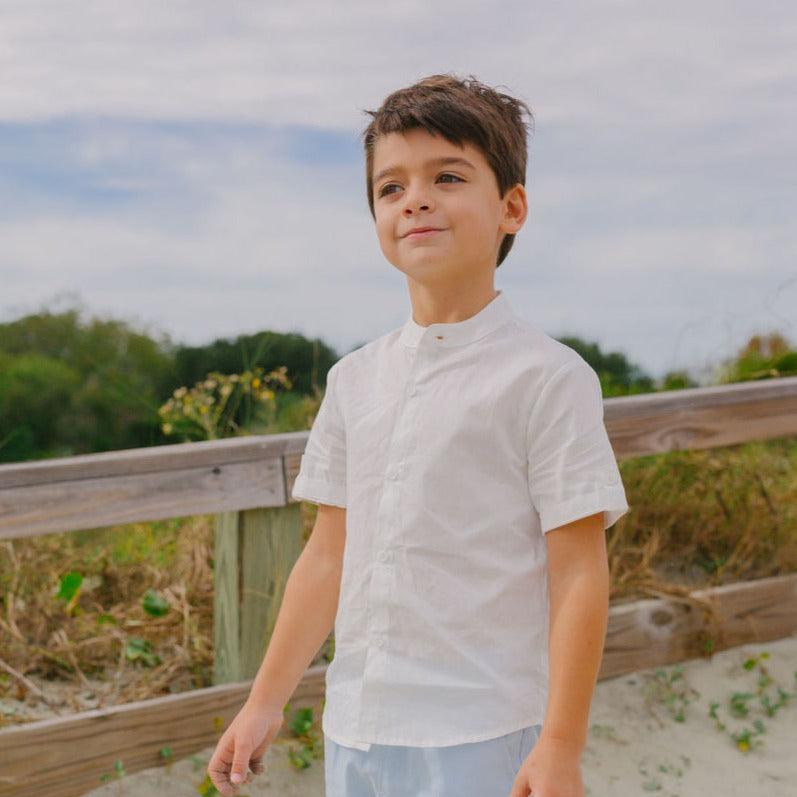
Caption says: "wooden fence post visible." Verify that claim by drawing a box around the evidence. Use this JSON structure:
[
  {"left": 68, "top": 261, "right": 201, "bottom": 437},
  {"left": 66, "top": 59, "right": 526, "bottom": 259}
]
[
  {"left": 213, "top": 504, "right": 304, "bottom": 684},
  {"left": 239, "top": 504, "right": 304, "bottom": 678},
  {"left": 213, "top": 510, "right": 241, "bottom": 684}
]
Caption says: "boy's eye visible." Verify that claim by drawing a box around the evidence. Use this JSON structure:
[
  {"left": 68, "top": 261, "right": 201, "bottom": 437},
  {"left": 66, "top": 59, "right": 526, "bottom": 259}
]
[{"left": 377, "top": 173, "right": 463, "bottom": 198}]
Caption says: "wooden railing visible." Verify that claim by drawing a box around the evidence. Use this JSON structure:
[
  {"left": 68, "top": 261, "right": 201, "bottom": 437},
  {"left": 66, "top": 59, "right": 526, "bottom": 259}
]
[{"left": 1, "top": 375, "right": 796, "bottom": 796}]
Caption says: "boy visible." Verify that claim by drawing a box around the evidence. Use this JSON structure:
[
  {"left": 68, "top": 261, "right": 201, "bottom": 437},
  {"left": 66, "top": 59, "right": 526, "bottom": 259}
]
[{"left": 208, "top": 73, "right": 629, "bottom": 797}]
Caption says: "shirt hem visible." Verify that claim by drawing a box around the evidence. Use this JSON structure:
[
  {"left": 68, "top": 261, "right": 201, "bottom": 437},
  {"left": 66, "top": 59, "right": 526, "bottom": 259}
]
[{"left": 323, "top": 716, "right": 545, "bottom": 749}]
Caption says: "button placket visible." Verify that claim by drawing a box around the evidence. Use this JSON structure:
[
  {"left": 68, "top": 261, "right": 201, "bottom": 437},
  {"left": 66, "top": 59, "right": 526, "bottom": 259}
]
[
  {"left": 358, "top": 359, "right": 417, "bottom": 741},
  {"left": 359, "top": 338, "right": 431, "bottom": 742}
]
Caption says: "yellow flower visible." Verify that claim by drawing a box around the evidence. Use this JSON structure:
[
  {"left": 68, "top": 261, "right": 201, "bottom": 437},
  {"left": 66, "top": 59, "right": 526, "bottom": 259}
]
[{"left": 251, "top": 377, "right": 261, "bottom": 389}]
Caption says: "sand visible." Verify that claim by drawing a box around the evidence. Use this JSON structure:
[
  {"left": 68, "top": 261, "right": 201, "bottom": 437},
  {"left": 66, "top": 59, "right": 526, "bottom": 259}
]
[{"left": 7, "top": 633, "right": 797, "bottom": 796}]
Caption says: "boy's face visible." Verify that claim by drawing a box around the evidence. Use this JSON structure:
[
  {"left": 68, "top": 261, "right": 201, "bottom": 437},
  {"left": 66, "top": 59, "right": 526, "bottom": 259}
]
[{"left": 371, "top": 127, "right": 526, "bottom": 286}]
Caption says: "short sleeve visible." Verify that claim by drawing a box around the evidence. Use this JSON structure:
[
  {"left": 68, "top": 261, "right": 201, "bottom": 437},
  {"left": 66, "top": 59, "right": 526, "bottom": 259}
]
[
  {"left": 526, "top": 358, "right": 629, "bottom": 534},
  {"left": 290, "top": 361, "right": 347, "bottom": 508}
]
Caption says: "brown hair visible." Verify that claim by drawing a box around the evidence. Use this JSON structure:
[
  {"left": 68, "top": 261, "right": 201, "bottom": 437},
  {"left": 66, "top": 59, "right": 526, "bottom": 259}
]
[{"left": 361, "top": 73, "right": 534, "bottom": 268}]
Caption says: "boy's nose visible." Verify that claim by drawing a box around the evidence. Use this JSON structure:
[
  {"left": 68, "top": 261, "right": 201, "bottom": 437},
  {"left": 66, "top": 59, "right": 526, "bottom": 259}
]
[{"left": 403, "top": 201, "right": 431, "bottom": 214}]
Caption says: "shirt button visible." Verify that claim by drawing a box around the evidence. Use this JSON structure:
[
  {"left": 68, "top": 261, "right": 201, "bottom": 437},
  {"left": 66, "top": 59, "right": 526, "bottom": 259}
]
[
  {"left": 376, "top": 637, "right": 384, "bottom": 648},
  {"left": 388, "top": 467, "right": 400, "bottom": 480},
  {"left": 378, "top": 550, "right": 391, "bottom": 562},
  {"left": 408, "top": 386, "right": 417, "bottom": 397}
]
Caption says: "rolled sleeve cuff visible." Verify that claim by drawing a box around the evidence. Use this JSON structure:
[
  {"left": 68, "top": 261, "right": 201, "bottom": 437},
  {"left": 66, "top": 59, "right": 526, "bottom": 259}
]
[
  {"left": 538, "top": 481, "right": 629, "bottom": 534},
  {"left": 291, "top": 454, "right": 347, "bottom": 508}
]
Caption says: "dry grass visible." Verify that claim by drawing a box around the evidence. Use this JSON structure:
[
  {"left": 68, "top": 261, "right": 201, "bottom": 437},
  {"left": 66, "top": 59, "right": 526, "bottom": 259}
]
[
  {"left": 1, "top": 436, "right": 795, "bottom": 726},
  {"left": 608, "top": 437, "right": 797, "bottom": 602},
  {"left": 0, "top": 514, "right": 219, "bottom": 720}
]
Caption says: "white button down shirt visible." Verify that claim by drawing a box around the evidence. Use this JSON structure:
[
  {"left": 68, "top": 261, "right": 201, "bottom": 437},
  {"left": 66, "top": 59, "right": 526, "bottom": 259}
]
[{"left": 290, "top": 289, "right": 629, "bottom": 750}]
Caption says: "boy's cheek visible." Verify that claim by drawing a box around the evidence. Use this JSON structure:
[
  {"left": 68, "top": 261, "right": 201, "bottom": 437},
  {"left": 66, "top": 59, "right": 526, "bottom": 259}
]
[
  {"left": 374, "top": 217, "right": 396, "bottom": 247},
  {"left": 375, "top": 225, "right": 396, "bottom": 252}
]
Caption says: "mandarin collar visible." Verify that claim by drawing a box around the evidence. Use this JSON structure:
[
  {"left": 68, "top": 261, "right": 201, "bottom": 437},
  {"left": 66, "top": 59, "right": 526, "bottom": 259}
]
[{"left": 398, "top": 289, "right": 517, "bottom": 349}]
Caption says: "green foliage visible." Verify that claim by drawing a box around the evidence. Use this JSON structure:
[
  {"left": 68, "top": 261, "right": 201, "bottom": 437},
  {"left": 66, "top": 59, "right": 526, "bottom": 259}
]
[
  {"left": 124, "top": 636, "right": 161, "bottom": 667},
  {"left": 0, "top": 305, "right": 174, "bottom": 460},
  {"left": 0, "top": 350, "right": 81, "bottom": 460},
  {"left": 287, "top": 706, "right": 314, "bottom": 736},
  {"left": 142, "top": 588, "right": 171, "bottom": 617},
  {"left": 56, "top": 571, "right": 83, "bottom": 616},
  {"left": 716, "top": 331, "right": 797, "bottom": 383},
  {"left": 660, "top": 370, "right": 699, "bottom": 391},
  {"left": 174, "top": 329, "right": 338, "bottom": 399},
  {"left": 90, "top": 518, "right": 180, "bottom": 568},
  {"left": 2, "top": 297, "right": 794, "bottom": 463},
  {"left": 556, "top": 335, "right": 656, "bottom": 395},
  {"left": 0, "top": 299, "right": 338, "bottom": 461},
  {"left": 285, "top": 705, "right": 323, "bottom": 771},
  {"left": 707, "top": 651, "right": 797, "bottom": 752},
  {"left": 642, "top": 664, "right": 701, "bottom": 723},
  {"left": 197, "top": 773, "right": 221, "bottom": 795},
  {"left": 158, "top": 367, "right": 291, "bottom": 441},
  {"left": 159, "top": 745, "right": 175, "bottom": 772},
  {"left": 56, "top": 571, "right": 83, "bottom": 602},
  {"left": 98, "top": 758, "right": 126, "bottom": 782}
]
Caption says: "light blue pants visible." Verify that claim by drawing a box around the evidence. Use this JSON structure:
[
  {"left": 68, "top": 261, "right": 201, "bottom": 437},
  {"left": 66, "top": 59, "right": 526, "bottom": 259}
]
[{"left": 324, "top": 724, "right": 542, "bottom": 796}]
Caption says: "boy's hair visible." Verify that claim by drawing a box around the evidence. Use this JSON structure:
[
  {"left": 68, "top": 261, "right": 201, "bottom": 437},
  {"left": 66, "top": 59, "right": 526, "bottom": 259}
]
[{"left": 361, "top": 73, "right": 534, "bottom": 268}]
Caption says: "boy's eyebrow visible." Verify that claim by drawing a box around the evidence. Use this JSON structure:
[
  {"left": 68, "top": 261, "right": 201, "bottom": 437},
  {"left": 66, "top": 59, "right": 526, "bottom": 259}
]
[{"left": 373, "top": 156, "right": 476, "bottom": 185}]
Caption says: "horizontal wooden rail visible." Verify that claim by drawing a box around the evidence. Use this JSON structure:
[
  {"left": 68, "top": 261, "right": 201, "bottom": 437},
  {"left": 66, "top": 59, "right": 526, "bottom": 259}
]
[
  {"left": 0, "top": 665, "right": 326, "bottom": 797},
  {"left": 0, "top": 433, "right": 306, "bottom": 541},
  {"left": 1, "top": 376, "right": 796, "bottom": 541},
  {"left": 603, "top": 374, "right": 797, "bottom": 459},
  {"left": 1, "top": 573, "right": 794, "bottom": 797}
]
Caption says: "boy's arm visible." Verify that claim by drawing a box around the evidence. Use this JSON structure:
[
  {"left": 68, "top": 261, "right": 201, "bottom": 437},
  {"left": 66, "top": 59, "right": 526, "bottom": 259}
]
[
  {"left": 245, "top": 503, "right": 346, "bottom": 711},
  {"left": 538, "top": 510, "right": 610, "bottom": 753}
]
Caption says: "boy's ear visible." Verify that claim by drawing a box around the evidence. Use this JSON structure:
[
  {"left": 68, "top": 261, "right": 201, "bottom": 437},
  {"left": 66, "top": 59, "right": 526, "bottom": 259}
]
[{"left": 500, "top": 183, "right": 528, "bottom": 234}]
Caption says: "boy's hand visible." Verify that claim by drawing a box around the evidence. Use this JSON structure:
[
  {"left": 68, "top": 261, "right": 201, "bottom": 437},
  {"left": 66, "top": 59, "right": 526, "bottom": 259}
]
[
  {"left": 508, "top": 735, "right": 584, "bottom": 797},
  {"left": 207, "top": 700, "right": 285, "bottom": 796}
]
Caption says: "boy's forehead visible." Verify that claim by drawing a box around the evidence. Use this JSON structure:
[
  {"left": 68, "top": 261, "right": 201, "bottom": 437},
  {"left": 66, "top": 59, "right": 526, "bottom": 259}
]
[{"left": 372, "top": 129, "right": 487, "bottom": 175}]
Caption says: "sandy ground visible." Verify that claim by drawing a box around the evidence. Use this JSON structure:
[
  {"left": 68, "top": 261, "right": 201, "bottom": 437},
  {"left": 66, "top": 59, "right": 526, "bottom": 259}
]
[{"left": 5, "top": 633, "right": 796, "bottom": 796}]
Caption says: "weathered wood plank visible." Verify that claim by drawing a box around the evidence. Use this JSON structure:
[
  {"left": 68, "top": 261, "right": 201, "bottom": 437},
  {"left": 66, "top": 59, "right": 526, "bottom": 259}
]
[
  {"left": 0, "top": 434, "right": 307, "bottom": 489},
  {"left": 239, "top": 505, "right": 304, "bottom": 681},
  {"left": 213, "top": 511, "right": 242, "bottom": 685},
  {"left": 604, "top": 375, "right": 797, "bottom": 459},
  {"left": 0, "top": 665, "right": 326, "bottom": 797},
  {"left": 1, "top": 574, "right": 794, "bottom": 797},
  {"left": 0, "top": 447, "right": 288, "bottom": 541},
  {"left": 599, "top": 573, "right": 797, "bottom": 677}
]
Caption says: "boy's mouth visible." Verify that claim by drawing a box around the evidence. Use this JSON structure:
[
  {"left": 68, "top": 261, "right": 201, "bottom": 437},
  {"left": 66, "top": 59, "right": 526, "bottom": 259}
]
[{"left": 403, "top": 227, "right": 446, "bottom": 239}]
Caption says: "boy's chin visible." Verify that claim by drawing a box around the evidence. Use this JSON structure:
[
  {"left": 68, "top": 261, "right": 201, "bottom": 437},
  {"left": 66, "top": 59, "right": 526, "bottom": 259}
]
[
  {"left": 397, "top": 250, "right": 452, "bottom": 269},
  {"left": 398, "top": 261, "right": 459, "bottom": 285}
]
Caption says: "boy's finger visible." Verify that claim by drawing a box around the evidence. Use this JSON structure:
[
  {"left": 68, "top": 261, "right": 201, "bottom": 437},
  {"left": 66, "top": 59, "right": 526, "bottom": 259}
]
[
  {"left": 207, "top": 767, "right": 235, "bottom": 796},
  {"left": 229, "top": 747, "right": 252, "bottom": 784}
]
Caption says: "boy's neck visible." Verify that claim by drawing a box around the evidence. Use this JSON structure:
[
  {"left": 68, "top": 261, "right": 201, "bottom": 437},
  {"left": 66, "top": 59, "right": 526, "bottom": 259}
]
[{"left": 407, "top": 283, "right": 500, "bottom": 328}]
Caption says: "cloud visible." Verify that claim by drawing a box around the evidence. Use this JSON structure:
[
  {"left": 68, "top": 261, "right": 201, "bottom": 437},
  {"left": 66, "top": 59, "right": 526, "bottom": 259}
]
[{"left": 0, "top": 2, "right": 795, "bottom": 381}]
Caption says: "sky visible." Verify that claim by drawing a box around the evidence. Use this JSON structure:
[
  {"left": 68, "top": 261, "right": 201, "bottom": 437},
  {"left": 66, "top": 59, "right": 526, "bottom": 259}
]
[{"left": 1, "top": 2, "right": 795, "bottom": 384}]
